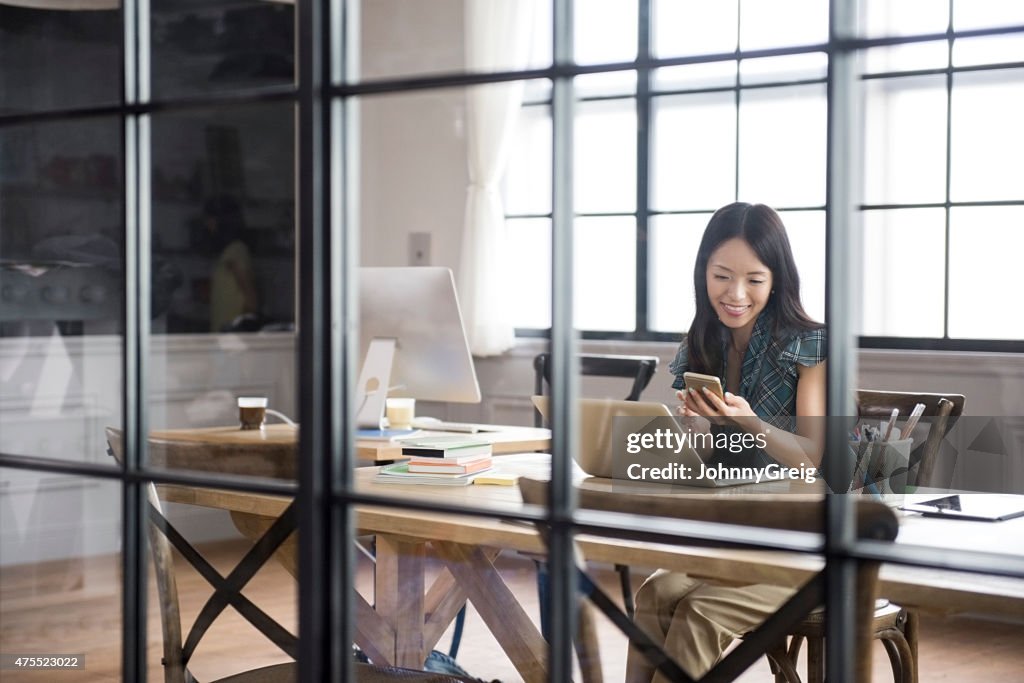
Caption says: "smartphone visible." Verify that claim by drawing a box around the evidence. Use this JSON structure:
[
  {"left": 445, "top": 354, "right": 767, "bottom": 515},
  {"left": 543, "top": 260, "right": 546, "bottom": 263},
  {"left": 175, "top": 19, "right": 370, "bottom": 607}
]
[{"left": 683, "top": 372, "right": 725, "bottom": 401}]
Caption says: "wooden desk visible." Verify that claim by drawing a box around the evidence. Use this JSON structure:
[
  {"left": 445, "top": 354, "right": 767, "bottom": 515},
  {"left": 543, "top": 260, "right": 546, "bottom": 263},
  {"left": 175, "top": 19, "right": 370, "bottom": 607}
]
[
  {"left": 159, "top": 453, "right": 1024, "bottom": 681},
  {"left": 148, "top": 422, "right": 552, "bottom": 469}
]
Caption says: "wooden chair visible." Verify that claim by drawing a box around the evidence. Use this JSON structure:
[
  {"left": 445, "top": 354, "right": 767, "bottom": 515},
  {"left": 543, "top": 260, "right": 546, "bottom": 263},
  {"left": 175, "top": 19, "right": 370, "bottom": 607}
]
[
  {"left": 767, "top": 390, "right": 965, "bottom": 683},
  {"left": 519, "top": 476, "right": 900, "bottom": 683},
  {"left": 105, "top": 428, "right": 476, "bottom": 683}
]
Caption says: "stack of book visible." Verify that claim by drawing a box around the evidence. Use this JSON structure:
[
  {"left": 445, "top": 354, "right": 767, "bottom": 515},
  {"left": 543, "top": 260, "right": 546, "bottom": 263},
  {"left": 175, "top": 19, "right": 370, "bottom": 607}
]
[{"left": 374, "top": 436, "right": 493, "bottom": 486}]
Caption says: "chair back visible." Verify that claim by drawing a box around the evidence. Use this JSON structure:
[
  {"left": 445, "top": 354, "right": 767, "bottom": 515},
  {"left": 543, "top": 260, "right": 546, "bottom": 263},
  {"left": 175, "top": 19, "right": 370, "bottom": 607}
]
[
  {"left": 856, "top": 390, "right": 964, "bottom": 487},
  {"left": 519, "top": 476, "right": 898, "bottom": 683},
  {"left": 533, "top": 353, "right": 659, "bottom": 426}
]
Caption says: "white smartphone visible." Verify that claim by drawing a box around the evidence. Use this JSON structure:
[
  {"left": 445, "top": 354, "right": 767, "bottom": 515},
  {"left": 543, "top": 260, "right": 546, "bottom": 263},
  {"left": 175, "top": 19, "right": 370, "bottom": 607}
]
[{"left": 683, "top": 371, "right": 725, "bottom": 402}]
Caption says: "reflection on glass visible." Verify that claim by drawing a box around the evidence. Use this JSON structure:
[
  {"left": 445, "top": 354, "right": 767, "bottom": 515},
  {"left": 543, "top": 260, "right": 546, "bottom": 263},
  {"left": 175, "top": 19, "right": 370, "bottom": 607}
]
[
  {"left": 575, "top": 99, "right": 637, "bottom": 214},
  {"left": 150, "top": 0, "right": 294, "bottom": 99},
  {"left": 739, "top": 0, "right": 828, "bottom": 51},
  {"left": 949, "top": 206, "right": 1024, "bottom": 340},
  {"left": 860, "top": 208, "right": 945, "bottom": 338},
  {"left": 575, "top": 216, "right": 636, "bottom": 332},
  {"left": 649, "top": 213, "right": 708, "bottom": 333},
  {"left": 150, "top": 103, "right": 295, "bottom": 335},
  {"left": 863, "top": 74, "right": 948, "bottom": 206},
  {"left": 0, "top": 471, "right": 122, "bottom": 679},
  {"left": 651, "top": 91, "right": 736, "bottom": 212},
  {"left": 653, "top": 0, "right": 737, "bottom": 58},
  {"left": 0, "top": 5, "right": 120, "bottom": 114},
  {"left": 0, "top": 117, "right": 124, "bottom": 466},
  {"left": 738, "top": 84, "right": 827, "bottom": 208},
  {"left": 950, "top": 69, "right": 1024, "bottom": 202}
]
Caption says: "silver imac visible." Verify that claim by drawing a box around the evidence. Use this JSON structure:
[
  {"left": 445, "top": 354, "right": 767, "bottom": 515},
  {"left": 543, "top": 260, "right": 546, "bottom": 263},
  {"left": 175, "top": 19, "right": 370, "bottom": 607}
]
[{"left": 357, "top": 267, "right": 481, "bottom": 428}]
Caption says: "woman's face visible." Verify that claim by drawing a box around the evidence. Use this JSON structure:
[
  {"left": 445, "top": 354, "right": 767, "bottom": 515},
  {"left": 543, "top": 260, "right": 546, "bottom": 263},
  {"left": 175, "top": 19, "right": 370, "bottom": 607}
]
[{"left": 705, "top": 237, "right": 773, "bottom": 333}]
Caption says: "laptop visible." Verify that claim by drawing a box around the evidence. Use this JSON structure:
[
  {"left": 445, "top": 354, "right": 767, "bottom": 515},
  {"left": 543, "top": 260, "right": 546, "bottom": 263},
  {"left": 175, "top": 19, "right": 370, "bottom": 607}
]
[
  {"left": 900, "top": 494, "right": 1024, "bottom": 522},
  {"left": 531, "top": 396, "right": 755, "bottom": 487}
]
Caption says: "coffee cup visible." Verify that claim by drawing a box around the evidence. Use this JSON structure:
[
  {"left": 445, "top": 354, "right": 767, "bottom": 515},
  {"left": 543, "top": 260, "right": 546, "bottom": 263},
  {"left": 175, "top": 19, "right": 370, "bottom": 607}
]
[
  {"left": 385, "top": 397, "right": 415, "bottom": 430},
  {"left": 238, "top": 396, "right": 268, "bottom": 430}
]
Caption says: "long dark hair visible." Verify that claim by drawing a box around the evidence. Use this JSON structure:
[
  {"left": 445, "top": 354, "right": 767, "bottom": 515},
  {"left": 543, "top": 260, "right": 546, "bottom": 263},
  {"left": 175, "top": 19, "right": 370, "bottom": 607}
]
[
  {"left": 687, "top": 202, "right": 821, "bottom": 376},
  {"left": 203, "top": 195, "right": 247, "bottom": 252}
]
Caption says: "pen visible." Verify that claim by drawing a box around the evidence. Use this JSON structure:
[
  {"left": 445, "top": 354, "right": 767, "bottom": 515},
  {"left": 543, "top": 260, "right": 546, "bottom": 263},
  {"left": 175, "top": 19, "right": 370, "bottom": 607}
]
[
  {"left": 882, "top": 408, "right": 899, "bottom": 442},
  {"left": 899, "top": 403, "right": 926, "bottom": 440}
]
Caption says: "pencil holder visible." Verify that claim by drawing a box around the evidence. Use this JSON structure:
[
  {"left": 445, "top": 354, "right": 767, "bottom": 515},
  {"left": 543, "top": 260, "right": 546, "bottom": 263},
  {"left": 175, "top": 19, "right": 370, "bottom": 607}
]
[{"left": 849, "top": 438, "right": 913, "bottom": 496}]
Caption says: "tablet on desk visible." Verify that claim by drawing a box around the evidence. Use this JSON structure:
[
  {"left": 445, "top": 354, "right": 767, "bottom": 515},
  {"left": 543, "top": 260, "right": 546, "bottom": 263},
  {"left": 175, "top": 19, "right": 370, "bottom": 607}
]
[{"left": 900, "top": 494, "right": 1024, "bottom": 522}]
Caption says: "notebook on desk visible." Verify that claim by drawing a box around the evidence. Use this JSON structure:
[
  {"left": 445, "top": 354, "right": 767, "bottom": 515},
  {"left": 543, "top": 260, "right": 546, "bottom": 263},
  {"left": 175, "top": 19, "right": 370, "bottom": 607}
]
[{"left": 531, "top": 396, "right": 754, "bottom": 487}]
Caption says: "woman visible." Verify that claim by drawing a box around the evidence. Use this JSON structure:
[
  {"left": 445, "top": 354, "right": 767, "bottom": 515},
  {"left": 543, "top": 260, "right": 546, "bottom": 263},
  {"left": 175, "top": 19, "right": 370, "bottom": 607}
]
[
  {"left": 627, "top": 202, "right": 826, "bottom": 682},
  {"left": 204, "top": 195, "right": 260, "bottom": 332}
]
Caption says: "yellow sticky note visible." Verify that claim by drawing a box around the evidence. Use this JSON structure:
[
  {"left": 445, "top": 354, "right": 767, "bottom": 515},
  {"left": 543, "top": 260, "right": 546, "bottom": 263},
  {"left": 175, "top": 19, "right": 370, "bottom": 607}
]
[{"left": 473, "top": 473, "right": 519, "bottom": 486}]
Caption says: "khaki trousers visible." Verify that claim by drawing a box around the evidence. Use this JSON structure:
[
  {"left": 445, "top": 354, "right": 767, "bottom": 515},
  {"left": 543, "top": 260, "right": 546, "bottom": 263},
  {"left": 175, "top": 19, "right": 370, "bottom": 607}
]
[{"left": 625, "top": 570, "right": 794, "bottom": 682}]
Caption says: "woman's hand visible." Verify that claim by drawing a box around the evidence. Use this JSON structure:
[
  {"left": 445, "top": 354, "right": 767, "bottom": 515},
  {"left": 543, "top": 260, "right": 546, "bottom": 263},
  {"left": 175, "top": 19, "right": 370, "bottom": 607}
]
[{"left": 678, "top": 387, "right": 759, "bottom": 431}]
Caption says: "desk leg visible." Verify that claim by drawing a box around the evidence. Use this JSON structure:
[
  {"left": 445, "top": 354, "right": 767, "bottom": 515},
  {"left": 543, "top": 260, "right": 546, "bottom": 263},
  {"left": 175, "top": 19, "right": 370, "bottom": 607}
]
[
  {"left": 434, "top": 541, "right": 549, "bottom": 682},
  {"left": 375, "top": 536, "right": 427, "bottom": 668}
]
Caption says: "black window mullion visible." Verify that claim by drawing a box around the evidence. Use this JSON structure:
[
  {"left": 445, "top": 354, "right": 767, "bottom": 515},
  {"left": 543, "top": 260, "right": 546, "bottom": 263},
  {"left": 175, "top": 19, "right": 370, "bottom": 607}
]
[
  {"left": 943, "top": 5, "right": 955, "bottom": 342},
  {"left": 635, "top": 0, "right": 651, "bottom": 336}
]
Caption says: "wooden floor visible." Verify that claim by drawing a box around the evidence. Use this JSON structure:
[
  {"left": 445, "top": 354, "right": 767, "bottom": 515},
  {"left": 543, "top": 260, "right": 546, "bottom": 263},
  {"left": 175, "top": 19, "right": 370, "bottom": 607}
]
[{"left": 2, "top": 538, "right": 1022, "bottom": 682}]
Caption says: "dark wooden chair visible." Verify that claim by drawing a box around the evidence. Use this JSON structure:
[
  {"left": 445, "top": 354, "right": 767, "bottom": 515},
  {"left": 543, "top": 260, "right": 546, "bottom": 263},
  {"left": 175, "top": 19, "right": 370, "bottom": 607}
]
[
  {"left": 519, "top": 476, "right": 900, "bottom": 683},
  {"left": 105, "top": 428, "right": 476, "bottom": 683},
  {"left": 767, "top": 390, "right": 965, "bottom": 683}
]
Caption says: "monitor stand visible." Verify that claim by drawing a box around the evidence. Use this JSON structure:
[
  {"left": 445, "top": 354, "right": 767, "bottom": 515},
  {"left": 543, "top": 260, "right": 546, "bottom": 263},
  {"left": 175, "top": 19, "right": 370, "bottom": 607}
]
[{"left": 355, "top": 337, "right": 396, "bottom": 429}]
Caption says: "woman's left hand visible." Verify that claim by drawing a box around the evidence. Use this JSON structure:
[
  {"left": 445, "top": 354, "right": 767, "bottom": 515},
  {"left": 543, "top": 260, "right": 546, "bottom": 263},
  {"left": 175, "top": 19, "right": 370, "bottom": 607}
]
[{"left": 683, "top": 387, "right": 759, "bottom": 430}]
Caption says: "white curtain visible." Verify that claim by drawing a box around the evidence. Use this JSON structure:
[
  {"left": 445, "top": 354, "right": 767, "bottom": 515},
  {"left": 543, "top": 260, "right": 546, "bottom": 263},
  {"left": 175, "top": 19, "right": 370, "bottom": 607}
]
[{"left": 458, "top": 0, "right": 536, "bottom": 357}]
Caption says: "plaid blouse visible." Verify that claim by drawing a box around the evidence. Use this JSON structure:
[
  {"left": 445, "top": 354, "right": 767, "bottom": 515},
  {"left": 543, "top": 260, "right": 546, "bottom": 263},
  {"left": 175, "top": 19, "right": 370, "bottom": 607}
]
[{"left": 669, "top": 309, "right": 827, "bottom": 466}]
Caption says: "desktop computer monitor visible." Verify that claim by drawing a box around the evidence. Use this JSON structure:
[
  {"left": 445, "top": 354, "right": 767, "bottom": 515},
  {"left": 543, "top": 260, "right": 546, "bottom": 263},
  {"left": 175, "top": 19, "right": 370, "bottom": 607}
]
[{"left": 357, "top": 267, "right": 481, "bottom": 428}]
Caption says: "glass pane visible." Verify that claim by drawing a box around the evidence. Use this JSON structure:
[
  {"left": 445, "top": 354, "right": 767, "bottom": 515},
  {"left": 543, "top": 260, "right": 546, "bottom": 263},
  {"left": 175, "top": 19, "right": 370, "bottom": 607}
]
[
  {"left": 0, "top": 117, "right": 124, "bottom": 466},
  {"left": 949, "top": 206, "right": 1024, "bottom": 340},
  {"left": 950, "top": 69, "right": 1024, "bottom": 202},
  {"left": 151, "top": 0, "right": 295, "bottom": 99},
  {"left": 738, "top": 84, "right": 827, "bottom": 208},
  {"left": 575, "top": 71, "right": 637, "bottom": 99},
  {"left": 862, "top": 0, "right": 950, "bottom": 37},
  {"left": 739, "top": 0, "right": 828, "bottom": 51},
  {"left": 506, "top": 218, "right": 552, "bottom": 329},
  {"left": 738, "top": 53, "right": 828, "bottom": 86},
  {"left": 575, "top": 216, "right": 636, "bottom": 332},
  {"left": 0, "top": 5, "right": 120, "bottom": 115},
  {"left": 860, "top": 208, "right": 946, "bottom": 337},
  {"left": 778, "top": 210, "right": 826, "bottom": 325},
  {"left": 147, "top": 102, "right": 296, "bottom": 481},
  {"left": 503, "top": 104, "right": 552, "bottom": 217},
  {"left": 649, "top": 213, "right": 709, "bottom": 333},
  {"left": 145, "top": 490, "right": 296, "bottom": 681},
  {"left": 0, "top": 471, "right": 122, "bottom": 680},
  {"left": 653, "top": 61, "right": 738, "bottom": 92},
  {"left": 651, "top": 91, "right": 737, "bottom": 212},
  {"left": 953, "top": 34, "right": 1024, "bottom": 67},
  {"left": 575, "top": 99, "right": 637, "bottom": 214},
  {"left": 653, "top": 0, "right": 738, "bottom": 58},
  {"left": 575, "top": 0, "right": 637, "bottom": 65},
  {"left": 354, "top": 0, "right": 552, "bottom": 82},
  {"left": 150, "top": 102, "right": 296, "bottom": 336},
  {"left": 577, "top": 98, "right": 630, "bottom": 214},
  {"left": 863, "top": 74, "right": 948, "bottom": 205},
  {"left": 953, "top": 0, "right": 1024, "bottom": 31}
]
